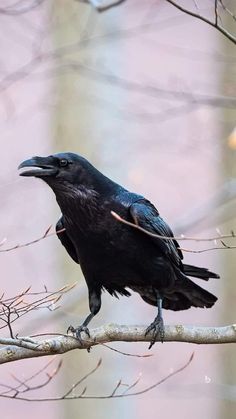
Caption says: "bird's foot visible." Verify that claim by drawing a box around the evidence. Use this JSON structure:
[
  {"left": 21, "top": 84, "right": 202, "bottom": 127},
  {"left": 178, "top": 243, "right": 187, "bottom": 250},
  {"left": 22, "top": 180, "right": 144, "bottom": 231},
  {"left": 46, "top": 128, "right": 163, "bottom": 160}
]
[
  {"left": 145, "top": 316, "right": 165, "bottom": 349},
  {"left": 67, "top": 324, "right": 90, "bottom": 343}
]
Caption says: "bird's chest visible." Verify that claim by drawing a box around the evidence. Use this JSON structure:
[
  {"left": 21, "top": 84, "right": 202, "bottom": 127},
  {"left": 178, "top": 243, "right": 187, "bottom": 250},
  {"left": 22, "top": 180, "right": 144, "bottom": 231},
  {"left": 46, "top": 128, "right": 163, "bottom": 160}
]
[
  {"left": 66, "top": 220, "right": 125, "bottom": 259},
  {"left": 63, "top": 207, "right": 140, "bottom": 276},
  {"left": 63, "top": 200, "right": 122, "bottom": 250}
]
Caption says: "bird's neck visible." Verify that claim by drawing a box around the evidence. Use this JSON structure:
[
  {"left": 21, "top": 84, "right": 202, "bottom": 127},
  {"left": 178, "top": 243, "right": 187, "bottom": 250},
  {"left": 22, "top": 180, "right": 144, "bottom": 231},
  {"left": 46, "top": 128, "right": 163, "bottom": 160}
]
[
  {"left": 54, "top": 183, "right": 100, "bottom": 219},
  {"left": 49, "top": 175, "right": 123, "bottom": 228}
]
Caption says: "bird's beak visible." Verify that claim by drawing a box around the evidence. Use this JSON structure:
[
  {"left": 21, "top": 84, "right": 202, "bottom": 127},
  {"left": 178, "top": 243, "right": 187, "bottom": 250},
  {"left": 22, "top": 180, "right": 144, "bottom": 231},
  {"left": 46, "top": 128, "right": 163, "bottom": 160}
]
[{"left": 18, "top": 157, "right": 59, "bottom": 178}]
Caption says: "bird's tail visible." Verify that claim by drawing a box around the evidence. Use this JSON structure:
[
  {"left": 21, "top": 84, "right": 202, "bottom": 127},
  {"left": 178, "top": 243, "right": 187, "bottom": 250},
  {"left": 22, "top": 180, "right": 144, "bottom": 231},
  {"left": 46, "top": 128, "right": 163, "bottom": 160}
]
[
  {"left": 183, "top": 263, "right": 219, "bottom": 281},
  {"left": 176, "top": 276, "right": 217, "bottom": 307},
  {"left": 161, "top": 278, "right": 217, "bottom": 311},
  {"left": 160, "top": 268, "right": 218, "bottom": 311},
  {"left": 141, "top": 274, "right": 217, "bottom": 311}
]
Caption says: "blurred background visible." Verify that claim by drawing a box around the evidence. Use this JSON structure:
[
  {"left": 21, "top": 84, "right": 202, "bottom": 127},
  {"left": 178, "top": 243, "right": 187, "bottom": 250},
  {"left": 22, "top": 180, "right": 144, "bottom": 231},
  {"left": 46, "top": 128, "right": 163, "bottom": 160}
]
[{"left": 0, "top": 0, "right": 236, "bottom": 418}]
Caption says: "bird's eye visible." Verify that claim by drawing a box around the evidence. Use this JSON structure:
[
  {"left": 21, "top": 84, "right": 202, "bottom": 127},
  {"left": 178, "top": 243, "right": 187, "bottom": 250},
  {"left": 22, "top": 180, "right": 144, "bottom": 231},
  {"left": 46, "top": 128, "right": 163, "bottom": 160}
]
[{"left": 59, "top": 159, "right": 68, "bottom": 167}]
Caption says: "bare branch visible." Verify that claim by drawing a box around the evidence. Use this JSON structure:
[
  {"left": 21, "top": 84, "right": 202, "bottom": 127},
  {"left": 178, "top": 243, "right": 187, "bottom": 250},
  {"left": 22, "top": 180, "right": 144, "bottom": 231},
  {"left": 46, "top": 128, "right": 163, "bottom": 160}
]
[
  {"left": 0, "top": 284, "right": 76, "bottom": 335},
  {"left": 1, "top": 22, "right": 236, "bottom": 111},
  {"left": 0, "top": 352, "right": 194, "bottom": 401},
  {"left": 0, "top": 357, "right": 62, "bottom": 398},
  {"left": 111, "top": 211, "right": 236, "bottom": 243},
  {"left": 0, "top": 226, "right": 65, "bottom": 253},
  {"left": 214, "top": 0, "right": 218, "bottom": 26},
  {"left": 61, "top": 358, "right": 102, "bottom": 399},
  {"left": 60, "top": 61, "right": 236, "bottom": 109},
  {"left": 165, "top": 0, "right": 236, "bottom": 46},
  {"left": 0, "top": 324, "right": 235, "bottom": 365},
  {"left": 101, "top": 343, "right": 152, "bottom": 358},
  {"left": 111, "top": 210, "right": 236, "bottom": 253},
  {"left": 180, "top": 244, "right": 236, "bottom": 254},
  {"left": 0, "top": 0, "right": 45, "bottom": 16},
  {"left": 2, "top": 178, "right": 236, "bottom": 257},
  {"left": 79, "top": 0, "right": 236, "bottom": 45}
]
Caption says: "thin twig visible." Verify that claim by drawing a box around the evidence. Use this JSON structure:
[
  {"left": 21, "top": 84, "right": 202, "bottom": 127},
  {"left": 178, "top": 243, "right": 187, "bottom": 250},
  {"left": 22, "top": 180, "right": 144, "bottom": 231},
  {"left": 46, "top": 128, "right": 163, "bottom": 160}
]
[
  {"left": 62, "top": 359, "right": 102, "bottom": 399},
  {"left": 165, "top": 0, "right": 236, "bottom": 45},
  {"left": 214, "top": 0, "right": 218, "bottom": 26},
  {"left": 0, "top": 353, "right": 194, "bottom": 401},
  {"left": 0, "top": 227, "right": 65, "bottom": 253},
  {"left": 180, "top": 244, "right": 236, "bottom": 253},
  {"left": 79, "top": 0, "right": 236, "bottom": 45},
  {"left": 2, "top": 358, "right": 62, "bottom": 398},
  {"left": 0, "top": 284, "right": 76, "bottom": 334},
  {"left": 101, "top": 343, "right": 153, "bottom": 358},
  {"left": 111, "top": 211, "right": 236, "bottom": 243}
]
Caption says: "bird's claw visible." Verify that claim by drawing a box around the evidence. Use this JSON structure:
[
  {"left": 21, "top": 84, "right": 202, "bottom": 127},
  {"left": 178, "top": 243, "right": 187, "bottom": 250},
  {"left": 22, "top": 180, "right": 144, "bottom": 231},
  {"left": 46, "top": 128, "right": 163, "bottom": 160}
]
[
  {"left": 145, "top": 316, "right": 164, "bottom": 349},
  {"left": 67, "top": 324, "right": 90, "bottom": 342}
]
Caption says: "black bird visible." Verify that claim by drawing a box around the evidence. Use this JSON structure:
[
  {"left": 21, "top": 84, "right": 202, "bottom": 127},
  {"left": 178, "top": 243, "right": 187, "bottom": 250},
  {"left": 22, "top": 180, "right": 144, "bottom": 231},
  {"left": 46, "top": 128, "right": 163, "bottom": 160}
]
[{"left": 19, "top": 153, "right": 218, "bottom": 348}]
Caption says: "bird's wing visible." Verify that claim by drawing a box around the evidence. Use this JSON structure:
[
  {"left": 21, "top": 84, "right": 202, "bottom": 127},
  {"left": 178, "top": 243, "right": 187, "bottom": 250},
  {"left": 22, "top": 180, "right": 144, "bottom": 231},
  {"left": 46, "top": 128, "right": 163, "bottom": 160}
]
[
  {"left": 56, "top": 217, "right": 79, "bottom": 264},
  {"left": 129, "top": 199, "right": 183, "bottom": 266}
]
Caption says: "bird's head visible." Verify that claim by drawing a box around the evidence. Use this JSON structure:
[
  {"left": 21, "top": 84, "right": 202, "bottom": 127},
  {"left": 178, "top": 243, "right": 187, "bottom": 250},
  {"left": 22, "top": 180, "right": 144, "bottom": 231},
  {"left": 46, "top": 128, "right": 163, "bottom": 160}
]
[{"left": 18, "top": 152, "right": 103, "bottom": 194}]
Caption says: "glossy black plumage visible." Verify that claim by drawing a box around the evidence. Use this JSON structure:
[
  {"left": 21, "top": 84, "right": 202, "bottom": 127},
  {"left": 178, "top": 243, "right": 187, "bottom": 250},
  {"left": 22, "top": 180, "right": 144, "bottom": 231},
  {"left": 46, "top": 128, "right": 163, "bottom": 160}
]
[{"left": 19, "top": 153, "right": 218, "bottom": 345}]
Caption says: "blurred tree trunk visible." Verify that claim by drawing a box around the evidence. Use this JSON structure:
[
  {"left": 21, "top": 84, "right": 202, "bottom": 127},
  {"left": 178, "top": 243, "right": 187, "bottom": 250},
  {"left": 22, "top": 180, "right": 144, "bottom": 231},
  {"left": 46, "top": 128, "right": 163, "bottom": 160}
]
[
  {"left": 52, "top": 3, "right": 100, "bottom": 419},
  {"left": 51, "top": 2, "right": 128, "bottom": 418}
]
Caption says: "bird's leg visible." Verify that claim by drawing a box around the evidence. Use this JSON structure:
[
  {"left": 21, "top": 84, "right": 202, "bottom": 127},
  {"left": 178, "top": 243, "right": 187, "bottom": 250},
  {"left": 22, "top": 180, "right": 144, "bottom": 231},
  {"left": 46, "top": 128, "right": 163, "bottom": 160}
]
[
  {"left": 145, "top": 291, "right": 164, "bottom": 349},
  {"left": 67, "top": 312, "right": 94, "bottom": 341},
  {"left": 67, "top": 287, "right": 101, "bottom": 343}
]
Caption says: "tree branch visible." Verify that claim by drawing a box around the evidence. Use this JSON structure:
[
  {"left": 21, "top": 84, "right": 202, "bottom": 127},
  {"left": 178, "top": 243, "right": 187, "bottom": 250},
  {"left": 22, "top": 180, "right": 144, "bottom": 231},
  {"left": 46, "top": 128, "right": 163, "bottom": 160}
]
[
  {"left": 0, "top": 284, "right": 76, "bottom": 337},
  {"left": 0, "top": 0, "right": 45, "bottom": 15},
  {"left": 1, "top": 324, "right": 235, "bottom": 364},
  {"left": 111, "top": 211, "right": 236, "bottom": 243},
  {"left": 0, "top": 353, "right": 194, "bottom": 401},
  {"left": 79, "top": 0, "right": 236, "bottom": 46},
  {"left": 0, "top": 225, "right": 65, "bottom": 253},
  {"left": 165, "top": 0, "right": 236, "bottom": 45},
  {"left": 111, "top": 210, "right": 236, "bottom": 254}
]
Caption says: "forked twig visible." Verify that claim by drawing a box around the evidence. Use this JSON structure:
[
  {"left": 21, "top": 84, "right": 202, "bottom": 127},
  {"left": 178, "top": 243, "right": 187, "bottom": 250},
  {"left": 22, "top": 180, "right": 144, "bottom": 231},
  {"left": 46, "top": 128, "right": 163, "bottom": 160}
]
[
  {"left": 111, "top": 211, "right": 236, "bottom": 253},
  {"left": 0, "top": 353, "right": 194, "bottom": 401}
]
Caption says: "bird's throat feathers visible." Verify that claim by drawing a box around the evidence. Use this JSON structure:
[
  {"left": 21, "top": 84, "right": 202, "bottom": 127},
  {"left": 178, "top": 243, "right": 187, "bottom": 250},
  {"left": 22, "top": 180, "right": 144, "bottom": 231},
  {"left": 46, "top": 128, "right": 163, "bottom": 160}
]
[{"left": 54, "top": 182, "right": 101, "bottom": 221}]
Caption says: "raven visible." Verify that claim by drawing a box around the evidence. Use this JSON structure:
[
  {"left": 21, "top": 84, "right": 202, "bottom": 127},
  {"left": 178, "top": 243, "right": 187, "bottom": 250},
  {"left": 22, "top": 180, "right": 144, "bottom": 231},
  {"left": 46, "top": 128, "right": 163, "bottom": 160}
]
[{"left": 19, "top": 153, "right": 218, "bottom": 348}]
